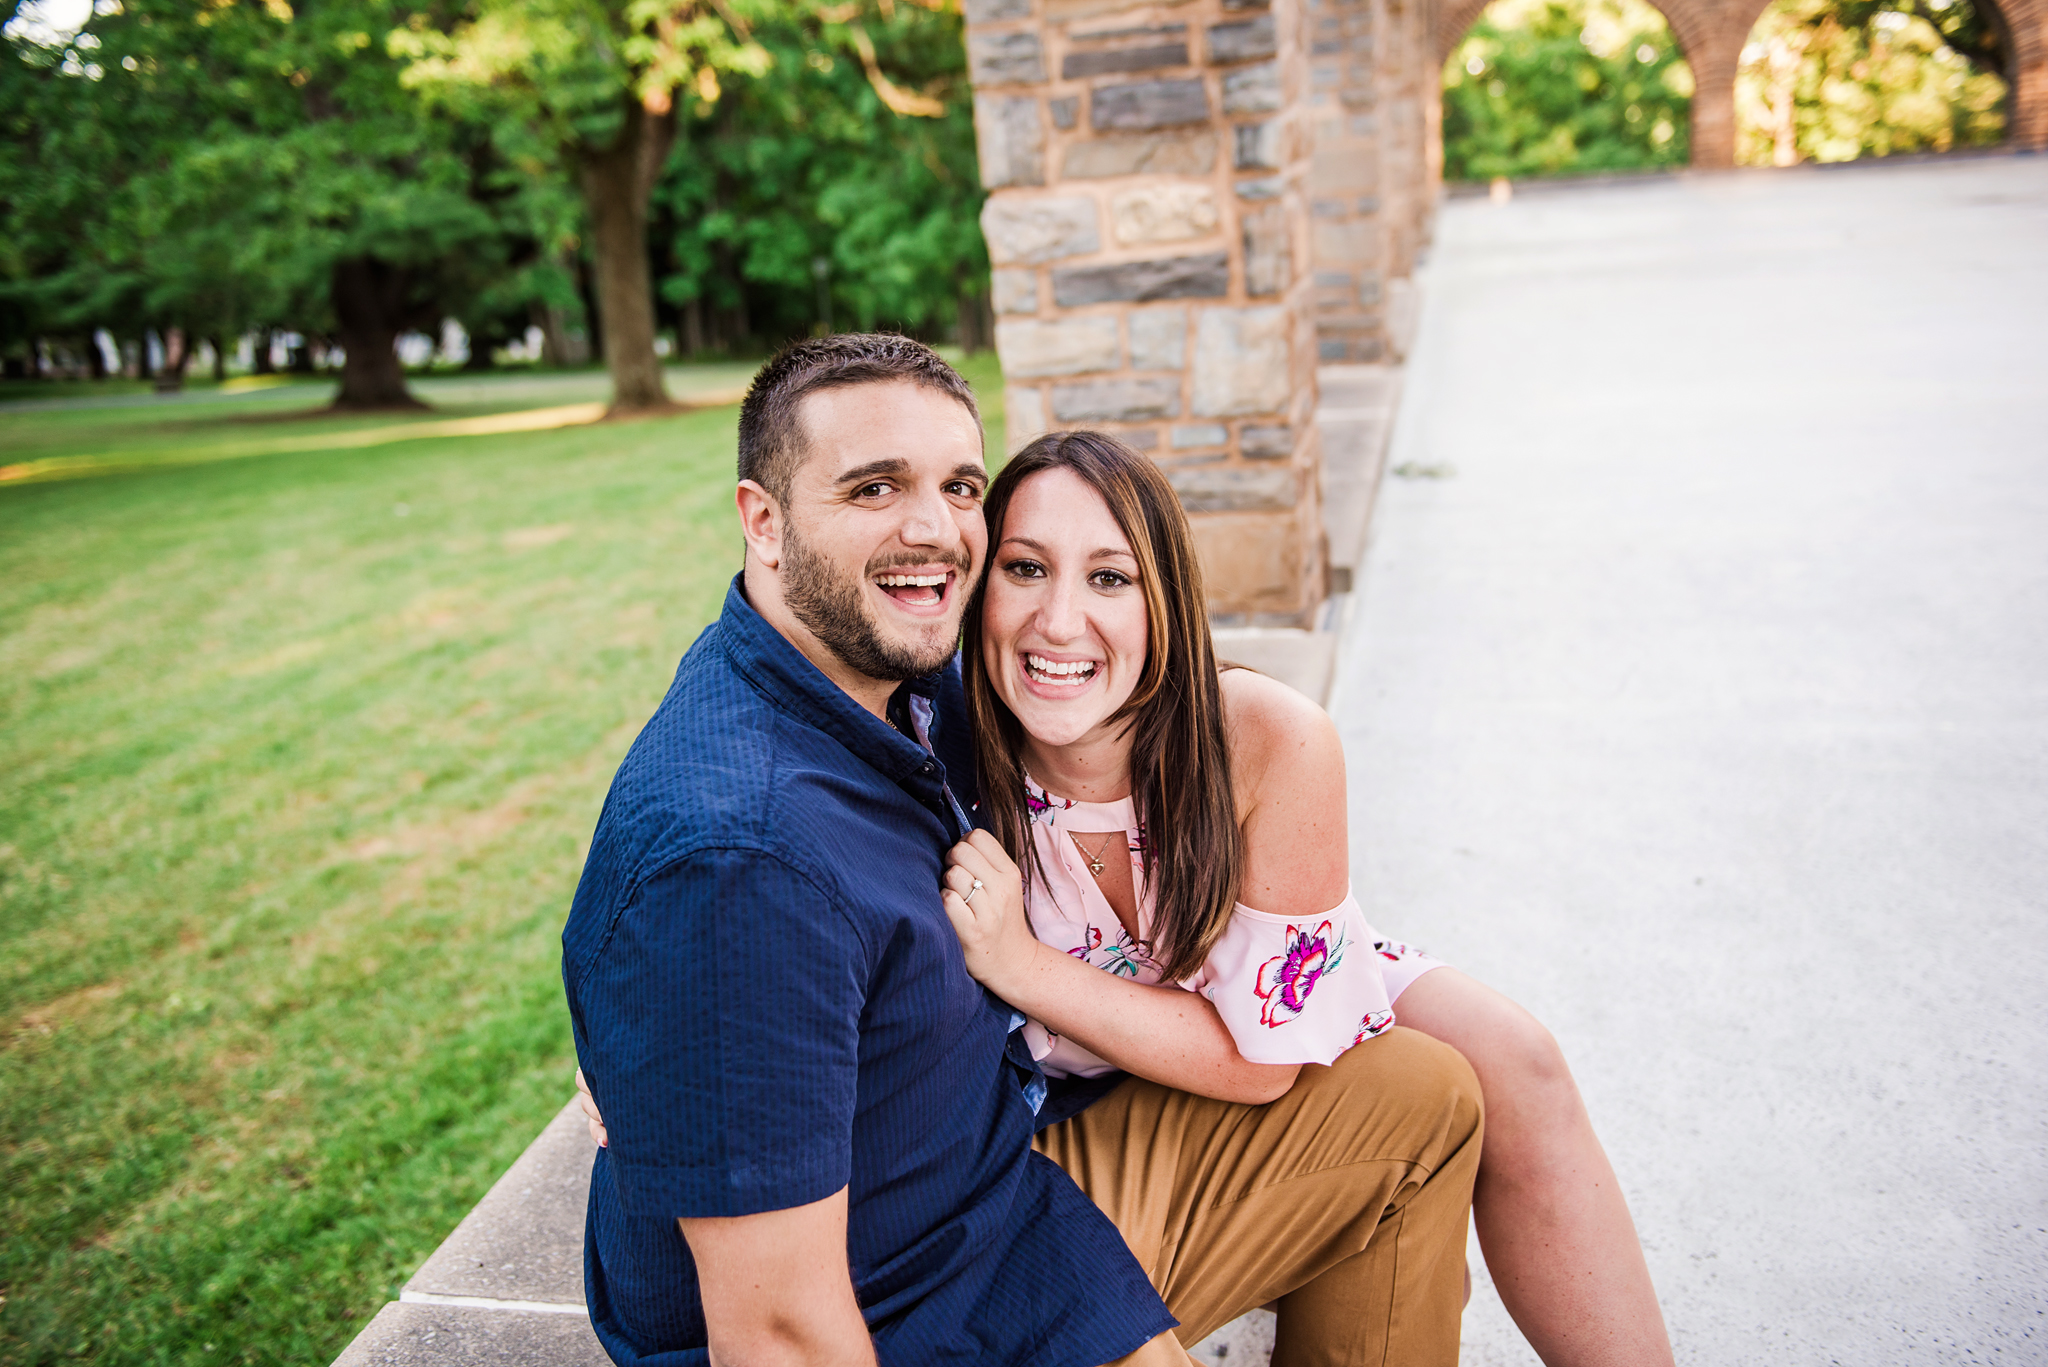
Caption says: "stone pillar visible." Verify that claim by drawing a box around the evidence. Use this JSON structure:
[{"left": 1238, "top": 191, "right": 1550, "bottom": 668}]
[
  {"left": 1682, "top": 24, "right": 1744, "bottom": 168},
  {"left": 969, "top": 0, "right": 1327, "bottom": 625},
  {"left": 1302, "top": 0, "right": 1436, "bottom": 364},
  {"left": 2010, "top": 0, "right": 2047, "bottom": 150}
]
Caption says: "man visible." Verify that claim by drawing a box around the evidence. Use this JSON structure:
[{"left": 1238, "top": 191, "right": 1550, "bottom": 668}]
[{"left": 564, "top": 334, "right": 1482, "bottom": 1367}]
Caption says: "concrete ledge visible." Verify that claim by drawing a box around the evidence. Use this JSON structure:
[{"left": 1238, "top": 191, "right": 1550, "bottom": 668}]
[
  {"left": 1213, "top": 624, "right": 1340, "bottom": 705},
  {"left": 1316, "top": 362, "right": 1401, "bottom": 587},
  {"left": 332, "top": 1302, "right": 608, "bottom": 1367},
  {"left": 404, "top": 1099, "right": 593, "bottom": 1306},
  {"left": 332, "top": 1099, "right": 597, "bottom": 1366}
]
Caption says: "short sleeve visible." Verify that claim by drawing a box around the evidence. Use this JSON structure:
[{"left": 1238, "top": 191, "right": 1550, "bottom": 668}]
[
  {"left": 1190, "top": 893, "right": 1396, "bottom": 1066},
  {"left": 572, "top": 849, "right": 869, "bottom": 1219}
]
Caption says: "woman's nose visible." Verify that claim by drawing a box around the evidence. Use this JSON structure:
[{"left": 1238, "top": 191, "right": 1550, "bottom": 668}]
[{"left": 1037, "top": 576, "right": 1087, "bottom": 643}]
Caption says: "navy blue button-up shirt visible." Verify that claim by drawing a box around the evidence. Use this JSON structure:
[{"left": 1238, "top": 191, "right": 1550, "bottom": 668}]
[{"left": 563, "top": 577, "right": 1172, "bottom": 1367}]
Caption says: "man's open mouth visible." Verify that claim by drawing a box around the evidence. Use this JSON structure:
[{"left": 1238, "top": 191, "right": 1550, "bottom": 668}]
[
  {"left": 875, "top": 570, "right": 952, "bottom": 609},
  {"left": 1024, "top": 653, "right": 1098, "bottom": 688}
]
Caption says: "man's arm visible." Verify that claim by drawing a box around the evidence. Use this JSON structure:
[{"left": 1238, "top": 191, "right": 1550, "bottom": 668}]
[{"left": 680, "top": 1186, "right": 877, "bottom": 1367}]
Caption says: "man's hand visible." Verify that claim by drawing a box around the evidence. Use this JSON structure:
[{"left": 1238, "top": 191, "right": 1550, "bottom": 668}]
[
  {"left": 680, "top": 1187, "right": 877, "bottom": 1367},
  {"left": 940, "top": 831, "right": 1041, "bottom": 998},
  {"left": 575, "top": 1068, "right": 607, "bottom": 1148}
]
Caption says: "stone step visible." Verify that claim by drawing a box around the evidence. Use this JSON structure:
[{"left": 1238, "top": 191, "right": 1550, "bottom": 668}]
[{"left": 332, "top": 1096, "right": 1279, "bottom": 1365}]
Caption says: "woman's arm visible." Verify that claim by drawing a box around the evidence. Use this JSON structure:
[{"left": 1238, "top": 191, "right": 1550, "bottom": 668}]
[{"left": 943, "top": 832, "right": 1300, "bottom": 1105}]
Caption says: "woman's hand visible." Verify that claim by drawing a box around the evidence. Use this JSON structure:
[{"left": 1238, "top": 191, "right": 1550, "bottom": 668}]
[
  {"left": 941, "top": 830, "right": 1041, "bottom": 998},
  {"left": 575, "top": 1068, "right": 608, "bottom": 1148}
]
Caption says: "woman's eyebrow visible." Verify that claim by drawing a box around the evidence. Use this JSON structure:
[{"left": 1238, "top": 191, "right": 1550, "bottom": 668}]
[{"left": 998, "top": 536, "right": 1135, "bottom": 560}]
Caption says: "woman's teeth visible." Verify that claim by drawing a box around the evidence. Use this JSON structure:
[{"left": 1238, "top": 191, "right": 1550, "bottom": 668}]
[{"left": 1026, "top": 654, "right": 1097, "bottom": 686}]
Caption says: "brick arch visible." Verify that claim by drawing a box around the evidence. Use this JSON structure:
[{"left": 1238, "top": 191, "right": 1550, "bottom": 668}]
[{"left": 1428, "top": 0, "right": 2048, "bottom": 165}]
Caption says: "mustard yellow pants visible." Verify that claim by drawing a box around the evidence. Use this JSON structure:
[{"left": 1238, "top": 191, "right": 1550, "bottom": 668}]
[{"left": 1033, "top": 1026, "right": 1484, "bottom": 1367}]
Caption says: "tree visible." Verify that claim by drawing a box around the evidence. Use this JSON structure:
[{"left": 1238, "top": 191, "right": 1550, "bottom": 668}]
[
  {"left": 1442, "top": 0, "right": 1693, "bottom": 181},
  {"left": 3, "top": 0, "right": 552, "bottom": 405},
  {"left": 649, "top": 0, "right": 986, "bottom": 353},
  {"left": 1734, "top": 0, "right": 2008, "bottom": 164},
  {"left": 395, "top": 0, "right": 963, "bottom": 413}
]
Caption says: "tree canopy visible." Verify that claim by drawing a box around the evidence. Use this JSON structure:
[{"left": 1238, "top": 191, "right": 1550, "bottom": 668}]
[
  {"left": 1, "top": 0, "right": 989, "bottom": 397},
  {"left": 1734, "top": 0, "right": 2008, "bottom": 164},
  {"left": 1441, "top": 0, "right": 1694, "bottom": 181}
]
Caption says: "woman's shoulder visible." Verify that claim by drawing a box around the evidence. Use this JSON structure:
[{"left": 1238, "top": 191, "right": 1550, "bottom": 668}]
[
  {"left": 1219, "top": 667, "right": 1343, "bottom": 796},
  {"left": 1217, "top": 668, "right": 1350, "bottom": 912}
]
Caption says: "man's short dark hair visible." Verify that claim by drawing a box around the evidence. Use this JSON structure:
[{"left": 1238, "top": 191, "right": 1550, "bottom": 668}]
[{"left": 737, "top": 334, "right": 983, "bottom": 506}]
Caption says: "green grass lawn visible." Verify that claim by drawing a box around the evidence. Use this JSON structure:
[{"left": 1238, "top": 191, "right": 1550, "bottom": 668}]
[{"left": 0, "top": 353, "right": 1005, "bottom": 1366}]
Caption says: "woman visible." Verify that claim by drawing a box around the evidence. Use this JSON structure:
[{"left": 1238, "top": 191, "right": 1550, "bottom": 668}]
[{"left": 938, "top": 431, "right": 1674, "bottom": 1367}]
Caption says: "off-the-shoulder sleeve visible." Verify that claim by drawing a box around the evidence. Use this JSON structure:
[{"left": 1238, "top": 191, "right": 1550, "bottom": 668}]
[{"left": 1187, "top": 891, "right": 1398, "bottom": 1066}]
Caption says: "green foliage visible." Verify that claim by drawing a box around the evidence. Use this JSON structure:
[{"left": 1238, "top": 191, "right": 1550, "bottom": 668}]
[
  {"left": 1734, "top": 0, "right": 2008, "bottom": 164},
  {"left": 1, "top": 0, "right": 567, "bottom": 375},
  {"left": 654, "top": 5, "right": 986, "bottom": 344},
  {"left": 1441, "top": 0, "right": 1692, "bottom": 181}
]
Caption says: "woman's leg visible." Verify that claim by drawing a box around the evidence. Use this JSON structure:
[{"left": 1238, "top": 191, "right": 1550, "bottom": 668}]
[{"left": 1391, "top": 969, "right": 1674, "bottom": 1367}]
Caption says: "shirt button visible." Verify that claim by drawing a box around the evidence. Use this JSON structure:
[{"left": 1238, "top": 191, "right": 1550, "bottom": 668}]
[{"left": 920, "top": 761, "right": 936, "bottom": 774}]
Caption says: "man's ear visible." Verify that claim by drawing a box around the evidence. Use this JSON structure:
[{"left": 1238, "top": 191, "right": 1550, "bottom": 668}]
[{"left": 736, "top": 480, "right": 783, "bottom": 570}]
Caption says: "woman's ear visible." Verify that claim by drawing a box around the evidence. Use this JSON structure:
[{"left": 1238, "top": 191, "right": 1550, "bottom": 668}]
[{"left": 735, "top": 480, "right": 784, "bottom": 570}]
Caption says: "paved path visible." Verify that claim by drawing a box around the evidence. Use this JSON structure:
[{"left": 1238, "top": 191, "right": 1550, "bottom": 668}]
[{"left": 1333, "top": 156, "right": 2047, "bottom": 1365}]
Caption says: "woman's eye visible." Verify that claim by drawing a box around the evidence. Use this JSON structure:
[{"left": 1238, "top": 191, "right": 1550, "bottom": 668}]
[
  {"left": 1089, "top": 570, "right": 1132, "bottom": 589},
  {"left": 1003, "top": 559, "right": 1046, "bottom": 579}
]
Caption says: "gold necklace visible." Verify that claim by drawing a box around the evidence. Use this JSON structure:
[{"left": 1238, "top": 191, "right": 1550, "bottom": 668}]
[{"left": 1074, "top": 832, "right": 1119, "bottom": 878}]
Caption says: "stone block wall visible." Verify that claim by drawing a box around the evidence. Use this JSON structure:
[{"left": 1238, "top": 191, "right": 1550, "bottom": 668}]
[
  {"left": 968, "top": 0, "right": 1328, "bottom": 625},
  {"left": 1301, "top": 0, "right": 1437, "bottom": 363}
]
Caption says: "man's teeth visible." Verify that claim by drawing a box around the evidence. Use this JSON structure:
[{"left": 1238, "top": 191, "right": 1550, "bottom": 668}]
[
  {"left": 877, "top": 573, "right": 948, "bottom": 587},
  {"left": 1026, "top": 654, "right": 1097, "bottom": 686}
]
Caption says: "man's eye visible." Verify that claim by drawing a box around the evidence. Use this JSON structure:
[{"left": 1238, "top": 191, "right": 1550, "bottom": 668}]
[
  {"left": 855, "top": 482, "right": 892, "bottom": 499},
  {"left": 945, "top": 480, "right": 985, "bottom": 500}
]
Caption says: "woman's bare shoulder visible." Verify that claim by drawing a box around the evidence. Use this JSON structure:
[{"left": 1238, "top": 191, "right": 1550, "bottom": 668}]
[{"left": 1219, "top": 667, "right": 1344, "bottom": 803}]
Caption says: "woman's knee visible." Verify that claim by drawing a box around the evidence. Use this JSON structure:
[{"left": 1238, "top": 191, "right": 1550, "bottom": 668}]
[{"left": 1396, "top": 971, "right": 1576, "bottom": 1112}]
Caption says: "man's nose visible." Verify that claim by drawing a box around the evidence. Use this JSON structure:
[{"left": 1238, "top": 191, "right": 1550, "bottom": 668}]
[{"left": 897, "top": 482, "right": 956, "bottom": 550}]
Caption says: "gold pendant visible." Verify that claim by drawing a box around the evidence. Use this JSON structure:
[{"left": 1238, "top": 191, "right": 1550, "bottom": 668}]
[{"left": 1087, "top": 858, "right": 1105, "bottom": 876}]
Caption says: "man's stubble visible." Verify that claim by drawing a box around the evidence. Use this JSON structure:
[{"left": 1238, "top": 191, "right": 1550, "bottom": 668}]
[{"left": 781, "top": 515, "right": 969, "bottom": 683}]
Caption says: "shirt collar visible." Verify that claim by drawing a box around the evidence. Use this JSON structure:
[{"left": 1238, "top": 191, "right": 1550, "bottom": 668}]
[{"left": 712, "top": 574, "right": 947, "bottom": 787}]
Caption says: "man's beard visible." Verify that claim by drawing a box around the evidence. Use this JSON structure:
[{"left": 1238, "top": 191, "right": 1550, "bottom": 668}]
[{"left": 782, "top": 520, "right": 969, "bottom": 683}]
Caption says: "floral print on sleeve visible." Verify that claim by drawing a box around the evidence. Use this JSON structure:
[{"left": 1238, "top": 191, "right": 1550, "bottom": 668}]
[{"left": 1253, "top": 921, "right": 1349, "bottom": 1028}]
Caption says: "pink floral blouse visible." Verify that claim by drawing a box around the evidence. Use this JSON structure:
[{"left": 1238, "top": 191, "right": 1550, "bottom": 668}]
[{"left": 1018, "top": 778, "right": 1440, "bottom": 1079}]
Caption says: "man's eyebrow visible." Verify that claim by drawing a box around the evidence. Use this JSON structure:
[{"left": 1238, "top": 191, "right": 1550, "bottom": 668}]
[
  {"left": 999, "top": 535, "right": 1135, "bottom": 560},
  {"left": 950, "top": 462, "right": 990, "bottom": 487},
  {"left": 831, "top": 458, "right": 913, "bottom": 487}
]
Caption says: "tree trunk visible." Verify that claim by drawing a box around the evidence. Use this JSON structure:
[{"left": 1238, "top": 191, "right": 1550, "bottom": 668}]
[
  {"left": 683, "top": 296, "right": 705, "bottom": 356},
  {"left": 253, "top": 328, "right": 276, "bottom": 374},
  {"left": 331, "top": 257, "right": 426, "bottom": 409},
  {"left": 573, "top": 97, "right": 676, "bottom": 414},
  {"left": 154, "top": 327, "right": 190, "bottom": 392},
  {"left": 211, "top": 335, "right": 228, "bottom": 383},
  {"left": 576, "top": 254, "right": 604, "bottom": 362}
]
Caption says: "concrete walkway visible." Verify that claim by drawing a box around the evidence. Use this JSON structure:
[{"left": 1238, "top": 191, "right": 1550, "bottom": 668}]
[{"left": 1334, "top": 156, "right": 2048, "bottom": 1364}]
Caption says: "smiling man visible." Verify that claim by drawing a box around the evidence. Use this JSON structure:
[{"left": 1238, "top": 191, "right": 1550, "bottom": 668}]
[{"left": 560, "top": 336, "right": 1173, "bottom": 1367}]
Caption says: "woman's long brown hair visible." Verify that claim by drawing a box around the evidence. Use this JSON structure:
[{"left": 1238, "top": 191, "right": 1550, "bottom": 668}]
[{"left": 962, "top": 430, "right": 1242, "bottom": 984}]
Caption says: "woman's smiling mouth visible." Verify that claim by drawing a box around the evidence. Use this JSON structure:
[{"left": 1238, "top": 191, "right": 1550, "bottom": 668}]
[{"left": 1024, "top": 653, "right": 1098, "bottom": 687}]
